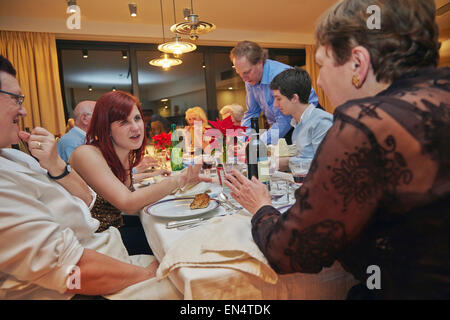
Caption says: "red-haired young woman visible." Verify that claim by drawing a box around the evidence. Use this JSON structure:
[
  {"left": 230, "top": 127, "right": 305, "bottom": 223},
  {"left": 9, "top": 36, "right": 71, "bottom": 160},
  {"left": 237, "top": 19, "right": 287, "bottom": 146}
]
[{"left": 70, "top": 90, "right": 210, "bottom": 255}]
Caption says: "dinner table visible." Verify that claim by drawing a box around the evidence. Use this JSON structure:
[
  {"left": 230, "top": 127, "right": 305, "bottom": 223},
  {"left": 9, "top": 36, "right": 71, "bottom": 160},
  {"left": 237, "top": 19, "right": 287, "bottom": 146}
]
[{"left": 137, "top": 163, "right": 359, "bottom": 300}]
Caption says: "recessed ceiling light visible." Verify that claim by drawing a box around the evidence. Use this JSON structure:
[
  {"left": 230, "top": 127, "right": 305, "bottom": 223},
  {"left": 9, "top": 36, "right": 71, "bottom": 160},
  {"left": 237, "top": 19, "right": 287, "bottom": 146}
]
[
  {"left": 128, "top": 3, "right": 137, "bottom": 17},
  {"left": 67, "top": 0, "right": 77, "bottom": 13}
]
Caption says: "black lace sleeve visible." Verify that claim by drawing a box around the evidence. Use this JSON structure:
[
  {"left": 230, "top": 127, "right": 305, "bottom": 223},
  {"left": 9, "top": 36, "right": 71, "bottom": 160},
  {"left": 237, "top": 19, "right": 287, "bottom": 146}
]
[
  {"left": 251, "top": 104, "right": 415, "bottom": 274},
  {"left": 252, "top": 68, "right": 450, "bottom": 300}
]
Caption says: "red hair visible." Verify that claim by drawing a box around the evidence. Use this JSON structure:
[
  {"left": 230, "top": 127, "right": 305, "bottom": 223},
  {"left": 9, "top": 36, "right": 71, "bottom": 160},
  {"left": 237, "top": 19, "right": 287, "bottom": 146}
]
[{"left": 86, "top": 90, "right": 147, "bottom": 183}]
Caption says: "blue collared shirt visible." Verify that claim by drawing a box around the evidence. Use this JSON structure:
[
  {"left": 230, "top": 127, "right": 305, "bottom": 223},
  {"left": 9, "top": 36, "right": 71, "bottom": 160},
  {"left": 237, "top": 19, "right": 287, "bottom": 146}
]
[
  {"left": 289, "top": 104, "right": 333, "bottom": 166},
  {"left": 57, "top": 126, "right": 86, "bottom": 163},
  {"left": 241, "top": 59, "right": 319, "bottom": 145}
]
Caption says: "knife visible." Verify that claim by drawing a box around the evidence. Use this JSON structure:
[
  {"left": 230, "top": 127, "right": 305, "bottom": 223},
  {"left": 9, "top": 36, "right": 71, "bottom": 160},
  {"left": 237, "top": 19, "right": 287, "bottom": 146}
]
[
  {"left": 166, "top": 210, "right": 228, "bottom": 229},
  {"left": 166, "top": 217, "right": 205, "bottom": 229}
]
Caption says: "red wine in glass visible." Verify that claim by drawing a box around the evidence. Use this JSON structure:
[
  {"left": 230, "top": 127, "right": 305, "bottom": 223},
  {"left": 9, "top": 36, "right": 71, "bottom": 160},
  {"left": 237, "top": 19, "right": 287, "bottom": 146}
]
[
  {"left": 293, "top": 174, "right": 306, "bottom": 184},
  {"left": 202, "top": 161, "right": 213, "bottom": 170}
]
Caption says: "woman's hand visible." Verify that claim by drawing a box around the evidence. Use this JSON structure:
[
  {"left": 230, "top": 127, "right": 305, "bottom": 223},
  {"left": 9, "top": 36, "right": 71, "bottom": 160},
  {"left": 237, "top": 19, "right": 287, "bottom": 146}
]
[
  {"left": 135, "top": 156, "right": 158, "bottom": 173},
  {"left": 224, "top": 169, "right": 272, "bottom": 215},
  {"left": 154, "top": 169, "right": 171, "bottom": 177},
  {"left": 132, "top": 169, "right": 171, "bottom": 183},
  {"left": 18, "top": 127, "right": 66, "bottom": 175},
  {"left": 179, "top": 164, "right": 212, "bottom": 187}
]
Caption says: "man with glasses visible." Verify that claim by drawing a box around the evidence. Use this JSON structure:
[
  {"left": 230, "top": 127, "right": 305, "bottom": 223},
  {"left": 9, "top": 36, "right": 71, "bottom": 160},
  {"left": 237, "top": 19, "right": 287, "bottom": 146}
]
[
  {"left": 0, "top": 55, "right": 180, "bottom": 299},
  {"left": 230, "top": 41, "right": 319, "bottom": 145},
  {"left": 57, "top": 100, "right": 95, "bottom": 163},
  {"left": 0, "top": 88, "right": 25, "bottom": 106}
]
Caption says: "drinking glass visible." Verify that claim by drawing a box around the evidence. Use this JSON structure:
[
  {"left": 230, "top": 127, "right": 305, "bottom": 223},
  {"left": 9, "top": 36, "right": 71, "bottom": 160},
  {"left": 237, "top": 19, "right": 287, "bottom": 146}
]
[
  {"left": 289, "top": 159, "right": 312, "bottom": 184},
  {"left": 201, "top": 154, "right": 215, "bottom": 177}
]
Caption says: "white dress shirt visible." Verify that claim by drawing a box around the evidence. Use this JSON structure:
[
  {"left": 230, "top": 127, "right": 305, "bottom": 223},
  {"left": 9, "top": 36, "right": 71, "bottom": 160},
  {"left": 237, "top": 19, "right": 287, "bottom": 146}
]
[{"left": 0, "top": 148, "right": 132, "bottom": 299}]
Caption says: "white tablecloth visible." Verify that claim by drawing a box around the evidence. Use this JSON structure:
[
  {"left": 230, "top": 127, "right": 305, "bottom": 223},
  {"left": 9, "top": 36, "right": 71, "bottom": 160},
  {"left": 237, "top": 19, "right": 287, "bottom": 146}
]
[{"left": 139, "top": 186, "right": 358, "bottom": 300}]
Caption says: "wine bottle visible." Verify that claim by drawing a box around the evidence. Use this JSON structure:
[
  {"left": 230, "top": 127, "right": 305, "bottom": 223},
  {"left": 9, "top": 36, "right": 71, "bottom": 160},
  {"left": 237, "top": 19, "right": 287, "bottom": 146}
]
[
  {"left": 246, "top": 118, "right": 259, "bottom": 179},
  {"left": 170, "top": 124, "right": 183, "bottom": 171},
  {"left": 245, "top": 118, "right": 270, "bottom": 185}
]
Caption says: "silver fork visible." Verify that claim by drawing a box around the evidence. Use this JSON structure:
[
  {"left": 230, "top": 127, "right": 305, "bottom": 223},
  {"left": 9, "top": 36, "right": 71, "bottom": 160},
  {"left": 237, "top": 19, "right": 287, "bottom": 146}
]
[{"left": 218, "top": 192, "right": 241, "bottom": 211}]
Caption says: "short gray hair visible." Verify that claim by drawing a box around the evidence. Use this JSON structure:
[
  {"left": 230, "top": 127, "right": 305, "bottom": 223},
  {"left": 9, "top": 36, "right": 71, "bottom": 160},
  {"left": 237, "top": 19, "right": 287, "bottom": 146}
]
[{"left": 220, "top": 103, "right": 245, "bottom": 121}]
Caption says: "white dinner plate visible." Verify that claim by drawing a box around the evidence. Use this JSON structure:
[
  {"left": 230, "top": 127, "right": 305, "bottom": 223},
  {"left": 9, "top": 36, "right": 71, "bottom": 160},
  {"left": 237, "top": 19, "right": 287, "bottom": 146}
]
[{"left": 144, "top": 197, "right": 219, "bottom": 219}]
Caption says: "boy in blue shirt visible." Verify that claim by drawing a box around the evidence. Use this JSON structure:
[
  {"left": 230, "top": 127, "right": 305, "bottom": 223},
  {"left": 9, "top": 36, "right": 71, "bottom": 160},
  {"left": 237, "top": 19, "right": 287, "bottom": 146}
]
[{"left": 270, "top": 67, "right": 333, "bottom": 171}]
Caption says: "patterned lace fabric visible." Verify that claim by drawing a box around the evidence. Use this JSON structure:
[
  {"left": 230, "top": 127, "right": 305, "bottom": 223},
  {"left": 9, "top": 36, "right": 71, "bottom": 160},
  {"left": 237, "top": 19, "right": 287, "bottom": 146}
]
[
  {"left": 91, "top": 172, "right": 135, "bottom": 233},
  {"left": 252, "top": 67, "right": 450, "bottom": 299}
]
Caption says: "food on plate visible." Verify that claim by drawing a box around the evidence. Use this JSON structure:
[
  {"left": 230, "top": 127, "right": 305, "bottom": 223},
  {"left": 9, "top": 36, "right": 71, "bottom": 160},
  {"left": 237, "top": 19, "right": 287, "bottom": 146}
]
[{"left": 190, "top": 193, "right": 210, "bottom": 210}]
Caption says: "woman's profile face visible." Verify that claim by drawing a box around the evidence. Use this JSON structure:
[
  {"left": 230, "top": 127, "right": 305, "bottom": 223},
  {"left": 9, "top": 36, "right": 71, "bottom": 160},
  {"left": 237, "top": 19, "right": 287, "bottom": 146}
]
[
  {"left": 150, "top": 121, "right": 162, "bottom": 136},
  {"left": 110, "top": 104, "right": 144, "bottom": 152},
  {"left": 315, "top": 45, "right": 354, "bottom": 107},
  {"left": 187, "top": 113, "right": 201, "bottom": 126}
]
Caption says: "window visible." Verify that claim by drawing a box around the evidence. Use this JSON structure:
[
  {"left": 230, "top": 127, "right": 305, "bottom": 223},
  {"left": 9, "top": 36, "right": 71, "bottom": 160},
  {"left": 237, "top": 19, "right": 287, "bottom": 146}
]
[{"left": 57, "top": 40, "right": 307, "bottom": 133}]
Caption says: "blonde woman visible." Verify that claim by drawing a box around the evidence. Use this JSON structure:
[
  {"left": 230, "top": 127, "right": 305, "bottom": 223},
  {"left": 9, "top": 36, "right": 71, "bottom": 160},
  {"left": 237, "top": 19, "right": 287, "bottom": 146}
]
[
  {"left": 219, "top": 103, "right": 245, "bottom": 126},
  {"left": 184, "top": 106, "right": 211, "bottom": 151}
]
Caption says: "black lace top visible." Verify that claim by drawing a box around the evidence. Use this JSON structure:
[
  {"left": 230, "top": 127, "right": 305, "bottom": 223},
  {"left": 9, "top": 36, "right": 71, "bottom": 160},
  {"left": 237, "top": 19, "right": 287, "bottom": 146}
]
[
  {"left": 91, "top": 172, "right": 135, "bottom": 233},
  {"left": 252, "top": 67, "right": 450, "bottom": 299}
]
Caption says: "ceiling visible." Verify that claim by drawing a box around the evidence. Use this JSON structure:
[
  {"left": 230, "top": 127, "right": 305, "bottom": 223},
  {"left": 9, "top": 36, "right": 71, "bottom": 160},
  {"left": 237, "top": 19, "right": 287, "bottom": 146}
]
[
  {"left": 0, "top": 0, "right": 339, "bottom": 46},
  {"left": 2, "top": 0, "right": 449, "bottom": 92}
]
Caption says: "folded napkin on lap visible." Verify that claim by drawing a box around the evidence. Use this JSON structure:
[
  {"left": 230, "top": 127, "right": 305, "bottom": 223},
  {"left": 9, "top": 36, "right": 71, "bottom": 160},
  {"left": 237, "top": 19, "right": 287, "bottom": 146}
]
[{"left": 156, "top": 213, "right": 278, "bottom": 284}]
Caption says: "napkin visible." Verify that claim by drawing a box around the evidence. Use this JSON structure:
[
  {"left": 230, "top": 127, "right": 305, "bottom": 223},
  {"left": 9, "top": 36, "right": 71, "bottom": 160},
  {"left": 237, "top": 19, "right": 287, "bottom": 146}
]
[
  {"left": 268, "top": 142, "right": 297, "bottom": 157},
  {"left": 172, "top": 181, "right": 213, "bottom": 197},
  {"left": 272, "top": 171, "right": 295, "bottom": 183},
  {"left": 156, "top": 213, "right": 278, "bottom": 284},
  {"left": 104, "top": 255, "right": 182, "bottom": 300}
]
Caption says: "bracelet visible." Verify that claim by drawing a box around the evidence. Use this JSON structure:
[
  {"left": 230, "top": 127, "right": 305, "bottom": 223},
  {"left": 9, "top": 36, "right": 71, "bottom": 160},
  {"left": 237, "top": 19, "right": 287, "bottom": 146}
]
[{"left": 47, "top": 164, "right": 72, "bottom": 180}]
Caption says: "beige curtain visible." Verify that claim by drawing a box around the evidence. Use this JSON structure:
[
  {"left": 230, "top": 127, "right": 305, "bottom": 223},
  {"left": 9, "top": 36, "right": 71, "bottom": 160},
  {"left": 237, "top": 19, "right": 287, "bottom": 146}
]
[
  {"left": 304, "top": 44, "right": 335, "bottom": 114},
  {"left": 0, "top": 31, "right": 65, "bottom": 135}
]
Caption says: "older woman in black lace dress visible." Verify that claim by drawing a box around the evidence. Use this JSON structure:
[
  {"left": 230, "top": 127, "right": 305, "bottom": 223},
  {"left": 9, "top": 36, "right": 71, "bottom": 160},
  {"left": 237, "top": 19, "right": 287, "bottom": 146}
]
[{"left": 225, "top": 0, "right": 449, "bottom": 299}]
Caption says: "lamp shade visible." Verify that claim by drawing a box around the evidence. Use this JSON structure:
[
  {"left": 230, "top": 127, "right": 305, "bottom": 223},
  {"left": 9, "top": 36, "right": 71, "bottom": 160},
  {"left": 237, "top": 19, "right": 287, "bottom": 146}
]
[
  {"left": 149, "top": 53, "right": 182, "bottom": 70},
  {"left": 158, "top": 35, "right": 196, "bottom": 57}
]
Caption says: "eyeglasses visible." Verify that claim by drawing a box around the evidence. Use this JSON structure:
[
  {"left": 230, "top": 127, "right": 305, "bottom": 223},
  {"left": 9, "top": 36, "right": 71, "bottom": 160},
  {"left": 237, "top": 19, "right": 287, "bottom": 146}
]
[{"left": 0, "top": 89, "right": 25, "bottom": 106}]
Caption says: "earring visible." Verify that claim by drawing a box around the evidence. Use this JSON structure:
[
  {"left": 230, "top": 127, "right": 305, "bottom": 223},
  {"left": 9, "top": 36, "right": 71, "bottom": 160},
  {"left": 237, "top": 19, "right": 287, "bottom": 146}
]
[{"left": 352, "top": 74, "right": 361, "bottom": 89}]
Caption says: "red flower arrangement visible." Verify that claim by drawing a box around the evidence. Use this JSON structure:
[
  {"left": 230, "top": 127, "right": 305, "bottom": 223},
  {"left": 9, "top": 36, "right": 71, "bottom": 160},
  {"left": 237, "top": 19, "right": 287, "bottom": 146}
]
[
  {"left": 152, "top": 132, "right": 172, "bottom": 150},
  {"left": 205, "top": 116, "right": 247, "bottom": 163},
  {"left": 207, "top": 116, "right": 247, "bottom": 136}
]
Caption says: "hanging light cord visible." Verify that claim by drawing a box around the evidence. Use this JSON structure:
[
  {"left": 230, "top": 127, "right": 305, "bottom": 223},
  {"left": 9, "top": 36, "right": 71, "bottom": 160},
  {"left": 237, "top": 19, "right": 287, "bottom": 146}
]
[
  {"left": 191, "top": 0, "right": 194, "bottom": 14},
  {"left": 173, "top": 0, "right": 176, "bottom": 24},
  {"left": 160, "top": 0, "right": 166, "bottom": 42}
]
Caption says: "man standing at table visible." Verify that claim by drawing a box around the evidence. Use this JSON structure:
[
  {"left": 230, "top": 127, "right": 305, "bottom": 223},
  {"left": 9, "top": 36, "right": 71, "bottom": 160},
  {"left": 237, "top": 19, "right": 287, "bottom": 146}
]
[
  {"left": 57, "top": 100, "right": 95, "bottom": 163},
  {"left": 230, "top": 40, "right": 319, "bottom": 145}
]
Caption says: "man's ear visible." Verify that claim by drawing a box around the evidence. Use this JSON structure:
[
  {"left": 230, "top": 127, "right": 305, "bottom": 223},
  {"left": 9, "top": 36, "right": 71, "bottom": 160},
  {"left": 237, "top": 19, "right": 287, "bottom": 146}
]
[
  {"left": 350, "top": 46, "right": 371, "bottom": 87},
  {"left": 291, "top": 93, "right": 300, "bottom": 104}
]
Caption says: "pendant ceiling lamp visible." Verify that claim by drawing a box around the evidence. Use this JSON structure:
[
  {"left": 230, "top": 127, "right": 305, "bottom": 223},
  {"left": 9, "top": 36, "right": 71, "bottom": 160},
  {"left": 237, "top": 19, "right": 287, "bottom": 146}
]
[
  {"left": 158, "top": 34, "right": 196, "bottom": 57},
  {"left": 158, "top": 0, "right": 196, "bottom": 58},
  {"left": 149, "top": 53, "right": 182, "bottom": 70},
  {"left": 149, "top": 0, "right": 183, "bottom": 70},
  {"left": 170, "top": 0, "right": 216, "bottom": 41}
]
